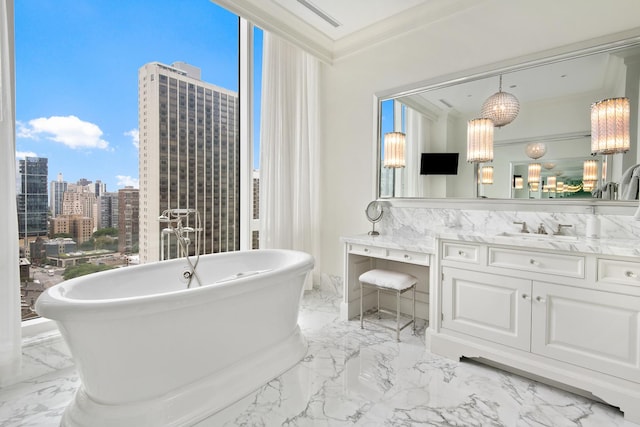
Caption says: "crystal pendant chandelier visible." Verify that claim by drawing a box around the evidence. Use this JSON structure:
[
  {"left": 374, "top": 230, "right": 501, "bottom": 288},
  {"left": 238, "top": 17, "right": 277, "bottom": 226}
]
[
  {"left": 525, "top": 142, "right": 547, "bottom": 159},
  {"left": 481, "top": 75, "right": 520, "bottom": 127}
]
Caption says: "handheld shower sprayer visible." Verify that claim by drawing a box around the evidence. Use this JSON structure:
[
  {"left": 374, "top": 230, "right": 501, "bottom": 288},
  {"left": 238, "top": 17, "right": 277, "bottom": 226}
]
[{"left": 157, "top": 208, "right": 203, "bottom": 287}]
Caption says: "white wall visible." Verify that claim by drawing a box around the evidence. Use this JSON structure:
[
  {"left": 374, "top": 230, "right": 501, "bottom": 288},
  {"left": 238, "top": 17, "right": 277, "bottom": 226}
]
[{"left": 319, "top": 0, "right": 640, "bottom": 279}]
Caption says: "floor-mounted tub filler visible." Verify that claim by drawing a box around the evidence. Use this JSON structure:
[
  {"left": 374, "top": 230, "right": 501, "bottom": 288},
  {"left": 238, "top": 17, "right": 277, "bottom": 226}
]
[{"left": 35, "top": 249, "right": 314, "bottom": 427}]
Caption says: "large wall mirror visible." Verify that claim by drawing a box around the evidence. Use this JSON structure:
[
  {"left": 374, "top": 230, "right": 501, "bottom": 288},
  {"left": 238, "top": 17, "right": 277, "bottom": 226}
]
[{"left": 377, "top": 34, "right": 640, "bottom": 203}]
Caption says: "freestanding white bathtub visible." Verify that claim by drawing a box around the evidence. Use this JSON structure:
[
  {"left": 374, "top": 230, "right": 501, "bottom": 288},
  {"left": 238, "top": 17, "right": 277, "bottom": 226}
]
[{"left": 35, "top": 249, "right": 314, "bottom": 427}]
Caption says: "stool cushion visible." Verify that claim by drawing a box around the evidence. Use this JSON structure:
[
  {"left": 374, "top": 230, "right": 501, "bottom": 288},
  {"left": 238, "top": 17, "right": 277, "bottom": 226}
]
[{"left": 359, "top": 269, "right": 417, "bottom": 291}]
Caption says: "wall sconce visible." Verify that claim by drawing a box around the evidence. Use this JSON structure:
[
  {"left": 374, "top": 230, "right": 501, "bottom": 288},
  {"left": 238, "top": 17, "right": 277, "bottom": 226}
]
[
  {"left": 547, "top": 176, "right": 557, "bottom": 191},
  {"left": 529, "top": 182, "right": 539, "bottom": 192},
  {"left": 583, "top": 159, "right": 598, "bottom": 181},
  {"left": 467, "top": 118, "right": 494, "bottom": 162},
  {"left": 528, "top": 163, "right": 541, "bottom": 184},
  {"left": 480, "top": 166, "right": 494, "bottom": 184},
  {"left": 513, "top": 176, "right": 523, "bottom": 189},
  {"left": 591, "top": 97, "right": 630, "bottom": 154},
  {"left": 383, "top": 131, "right": 406, "bottom": 168},
  {"left": 480, "top": 75, "right": 520, "bottom": 127}
]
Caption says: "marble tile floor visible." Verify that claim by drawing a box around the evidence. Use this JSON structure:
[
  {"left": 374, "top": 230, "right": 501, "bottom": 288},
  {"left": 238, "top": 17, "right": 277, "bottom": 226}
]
[{"left": 0, "top": 289, "right": 636, "bottom": 427}]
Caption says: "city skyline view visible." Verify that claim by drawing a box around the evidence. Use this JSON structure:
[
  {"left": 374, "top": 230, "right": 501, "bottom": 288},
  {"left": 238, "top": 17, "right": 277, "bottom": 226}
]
[{"left": 14, "top": 0, "right": 245, "bottom": 191}]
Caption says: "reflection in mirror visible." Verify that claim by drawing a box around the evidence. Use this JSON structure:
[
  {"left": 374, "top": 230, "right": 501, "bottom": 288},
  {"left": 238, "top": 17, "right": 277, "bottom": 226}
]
[
  {"left": 510, "top": 157, "right": 597, "bottom": 199},
  {"left": 377, "top": 36, "right": 640, "bottom": 201}
]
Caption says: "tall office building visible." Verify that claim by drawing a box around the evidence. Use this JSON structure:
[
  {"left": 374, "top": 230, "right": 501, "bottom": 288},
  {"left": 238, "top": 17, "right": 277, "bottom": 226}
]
[
  {"left": 138, "top": 61, "right": 240, "bottom": 263},
  {"left": 118, "top": 187, "right": 139, "bottom": 254},
  {"left": 49, "top": 173, "right": 68, "bottom": 218},
  {"left": 17, "top": 157, "right": 49, "bottom": 240},
  {"left": 98, "top": 192, "right": 119, "bottom": 229},
  {"left": 94, "top": 180, "right": 107, "bottom": 198}
]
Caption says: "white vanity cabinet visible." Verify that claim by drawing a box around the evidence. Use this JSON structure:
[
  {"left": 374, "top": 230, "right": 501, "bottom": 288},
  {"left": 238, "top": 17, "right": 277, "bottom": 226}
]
[{"left": 431, "top": 238, "right": 640, "bottom": 424}]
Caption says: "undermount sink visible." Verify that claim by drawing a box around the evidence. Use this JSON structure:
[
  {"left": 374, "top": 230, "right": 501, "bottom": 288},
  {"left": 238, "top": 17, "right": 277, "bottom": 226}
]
[{"left": 496, "top": 232, "right": 579, "bottom": 242}]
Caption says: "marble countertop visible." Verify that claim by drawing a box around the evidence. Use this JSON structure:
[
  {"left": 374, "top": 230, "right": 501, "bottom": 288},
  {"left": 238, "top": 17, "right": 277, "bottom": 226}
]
[{"left": 342, "top": 231, "right": 640, "bottom": 259}]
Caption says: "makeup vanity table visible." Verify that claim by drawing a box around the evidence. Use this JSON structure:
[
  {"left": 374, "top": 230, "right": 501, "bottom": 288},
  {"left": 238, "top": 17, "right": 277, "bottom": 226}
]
[{"left": 340, "top": 235, "right": 434, "bottom": 323}]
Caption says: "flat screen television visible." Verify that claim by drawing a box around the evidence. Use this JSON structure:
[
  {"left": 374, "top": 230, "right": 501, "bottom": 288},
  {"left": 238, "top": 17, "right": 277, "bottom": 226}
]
[{"left": 420, "top": 153, "right": 459, "bottom": 175}]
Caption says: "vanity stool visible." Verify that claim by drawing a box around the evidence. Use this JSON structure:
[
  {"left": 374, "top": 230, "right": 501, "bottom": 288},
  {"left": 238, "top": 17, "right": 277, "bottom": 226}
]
[{"left": 359, "top": 269, "right": 417, "bottom": 341}]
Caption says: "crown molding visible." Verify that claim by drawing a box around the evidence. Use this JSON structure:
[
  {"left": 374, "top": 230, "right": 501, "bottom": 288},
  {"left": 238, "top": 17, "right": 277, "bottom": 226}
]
[
  {"left": 332, "top": 0, "right": 482, "bottom": 61},
  {"left": 211, "top": 0, "right": 334, "bottom": 63},
  {"left": 211, "top": 0, "right": 484, "bottom": 63}
]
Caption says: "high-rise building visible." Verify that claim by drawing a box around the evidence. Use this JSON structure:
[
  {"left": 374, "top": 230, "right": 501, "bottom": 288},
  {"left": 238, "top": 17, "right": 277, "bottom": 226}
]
[
  {"left": 50, "top": 173, "right": 67, "bottom": 218},
  {"left": 62, "top": 190, "right": 96, "bottom": 218},
  {"left": 17, "top": 157, "right": 49, "bottom": 241},
  {"left": 118, "top": 187, "right": 139, "bottom": 254},
  {"left": 94, "top": 180, "right": 106, "bottom": 197},
  {"left": 98, "top": 192, "right": 119, "bottom": 229},
  {"left": 50, "top": 215, "right": 93, "bottom": 245},
  {"left": 138, "top": 61, "right": 240, "bottom": 263}
]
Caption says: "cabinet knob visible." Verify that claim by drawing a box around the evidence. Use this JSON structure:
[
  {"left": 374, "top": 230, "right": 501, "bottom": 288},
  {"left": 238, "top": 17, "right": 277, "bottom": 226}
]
[
  {"left": 364, "top": 248, "right": 369, "bottom": 253},
  {"left": 404, "top": 254, "right": 411, "bottom": 260},
  {"left": 625, "top": 270, "right": 637, "bottom": 279},
  {"left": 536, "top": 296, "right": 546, "bottom": 303},
  {"left": 522, "top": 293, "right": 531, "bottom": 300},
  {"left": 529, "top": 259, "right": 539, "bottom": 266},
  {"left": 458, "top": 250, "right": 465, "bottom": 256}
]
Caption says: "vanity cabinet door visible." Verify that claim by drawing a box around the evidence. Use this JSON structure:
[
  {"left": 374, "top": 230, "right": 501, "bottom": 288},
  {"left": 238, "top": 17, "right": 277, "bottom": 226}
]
[
  {"left": 442, "top": 267, "right": 531, "bottom": 351},
  {"left": 531, "top": 281, "right": 640, "bottom": 382}
]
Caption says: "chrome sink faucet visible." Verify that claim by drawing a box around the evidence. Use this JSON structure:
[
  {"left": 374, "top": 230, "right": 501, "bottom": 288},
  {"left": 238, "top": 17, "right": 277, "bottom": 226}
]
[
  {"left": 536, "top": 223, "right": 547, "bottom": 235},
  {"left": 513, "top": 221, "right": 529, "bottom": 233},
  {"left": 554, "top": 224, "right": 573, "bottom": 235}
]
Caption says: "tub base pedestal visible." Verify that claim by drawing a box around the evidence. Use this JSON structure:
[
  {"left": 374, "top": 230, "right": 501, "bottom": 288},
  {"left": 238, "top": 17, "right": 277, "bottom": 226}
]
[{"left": 61, "top": 327, "right": 308, "bottom": 427}]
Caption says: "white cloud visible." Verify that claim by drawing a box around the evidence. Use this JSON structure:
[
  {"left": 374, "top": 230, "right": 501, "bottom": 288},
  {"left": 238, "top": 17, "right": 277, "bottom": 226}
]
[
  {"left": 15, "top": 151, "right": 38, "bottom": 160},
  {"left": 116, "top": 175, "right": 139, "bottom": 188},
  {"left": 20, "top": 115, "right": 109, "bottom": 150},
  {"left": 16, "top": 121, "right": 34, "bottom": 139},
  {"left": 125, "top": 128, "right": 139, "bottom": 149}
]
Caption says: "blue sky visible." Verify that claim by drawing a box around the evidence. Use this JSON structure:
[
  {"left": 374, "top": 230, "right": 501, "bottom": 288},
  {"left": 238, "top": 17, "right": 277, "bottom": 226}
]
[{"left": 15, "top": 0, "right": 257, "bottom": 191}]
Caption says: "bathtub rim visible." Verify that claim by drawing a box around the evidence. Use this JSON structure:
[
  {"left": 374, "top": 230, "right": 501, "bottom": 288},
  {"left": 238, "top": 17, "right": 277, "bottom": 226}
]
[{"left": 35, "top": 249, "right": 314, "bottom": 321}]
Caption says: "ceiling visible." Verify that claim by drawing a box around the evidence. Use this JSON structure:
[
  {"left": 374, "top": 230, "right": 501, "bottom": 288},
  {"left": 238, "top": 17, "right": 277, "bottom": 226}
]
[
  {"left": 401, "top": 51, "right": 620, "bottom": 117},
  {"left": 212, "top": 0, "right": 479, "bottom": 62},
  {"left": 269, "top": 0, "right": 429, "bottom": 41}
]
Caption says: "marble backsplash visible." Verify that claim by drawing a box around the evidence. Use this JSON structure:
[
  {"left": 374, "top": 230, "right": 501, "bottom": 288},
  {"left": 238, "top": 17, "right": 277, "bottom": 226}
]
[{"left": 378, "top": 206, "right": 640, "bottom": 241}]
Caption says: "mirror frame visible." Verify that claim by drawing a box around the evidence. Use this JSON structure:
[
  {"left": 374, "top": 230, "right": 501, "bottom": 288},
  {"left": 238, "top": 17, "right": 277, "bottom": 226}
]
[{"left": 374, "top": 29, "right": 640, "bottom": 207}]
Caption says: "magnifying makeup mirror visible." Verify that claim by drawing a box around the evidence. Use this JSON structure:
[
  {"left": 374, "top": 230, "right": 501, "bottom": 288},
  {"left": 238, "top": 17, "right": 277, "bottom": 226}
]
[{"left": 365, "top": 201, "right": 384, "bottom": 235}]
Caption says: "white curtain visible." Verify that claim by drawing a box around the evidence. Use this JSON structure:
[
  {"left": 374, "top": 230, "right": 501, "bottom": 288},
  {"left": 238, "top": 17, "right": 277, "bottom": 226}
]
[
  {"left": 405, "top": 107, "right": 430, "bottom": 198},
  {"left": 0, "top": 0, "right": 22, "bottom": 386},
  {"left": 259, "top": 32, "right": 318, "bottom": 288}
]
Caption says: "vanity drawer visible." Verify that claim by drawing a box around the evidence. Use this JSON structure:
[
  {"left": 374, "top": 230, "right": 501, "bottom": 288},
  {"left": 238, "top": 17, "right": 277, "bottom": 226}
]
[
  {"left": 488, "top": 247, "right": 584, "bottom": 278},
  {"left": 442, "top": 242, "right": 480, "bottom": 264},
  {"left": 597, "top": 258, "right": 640, "bottom": 288},
  {"left": 348, "top": 244, "right": 385, "bottom": 258},
  {"left": 386, "top": 249, "right": 430, "bottom": 266}
]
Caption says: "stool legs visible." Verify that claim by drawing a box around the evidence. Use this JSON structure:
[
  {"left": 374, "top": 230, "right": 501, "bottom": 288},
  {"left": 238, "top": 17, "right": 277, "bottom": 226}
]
[
  {"left": 412, "top": 285, "right": 416, "bottom": 334},
  {"left": 360, "top": 281, "right": 363, "bottom": 329},
  {"left": 396, "top": 290, "right": 401, "bottom": 341},
  {"left": 360, "top": 281, "right": 417, "bottom": 342}
]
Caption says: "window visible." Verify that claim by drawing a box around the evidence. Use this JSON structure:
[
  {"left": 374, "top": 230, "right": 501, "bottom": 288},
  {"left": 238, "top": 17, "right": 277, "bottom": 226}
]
[{"left": 15, "top": 1, "right": 262, "bottom": 321}]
